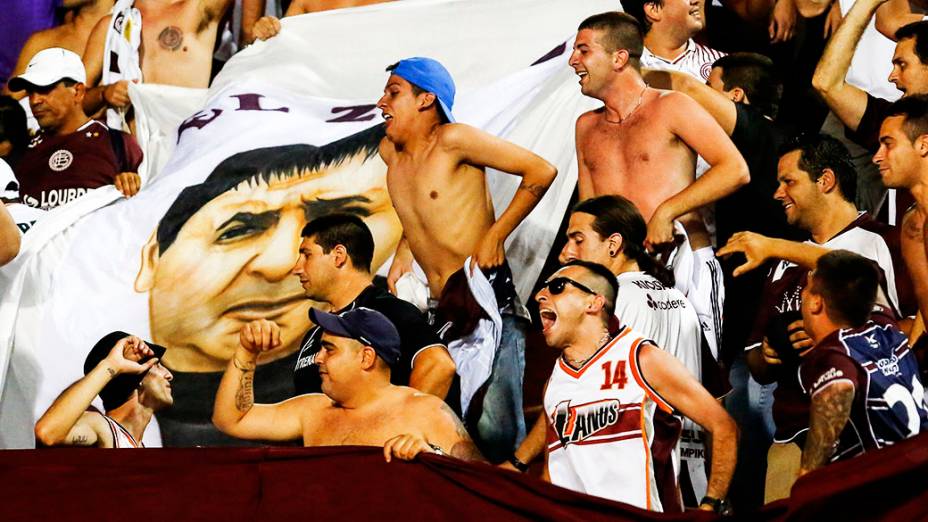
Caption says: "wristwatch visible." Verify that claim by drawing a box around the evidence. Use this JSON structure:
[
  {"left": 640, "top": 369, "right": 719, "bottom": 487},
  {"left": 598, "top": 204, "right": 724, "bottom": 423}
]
[
  {"left": 700, "top": 496, "right": 733, "bottom": 516},
  {"left": 508, "top": 455, "right": 529, "bottom": 473},
  {"left": 428, "top": 443, "right": 445, "bottom": 456}
]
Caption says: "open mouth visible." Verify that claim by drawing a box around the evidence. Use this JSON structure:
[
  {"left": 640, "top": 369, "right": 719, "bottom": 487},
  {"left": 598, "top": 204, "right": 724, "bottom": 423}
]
[
  {"left": 539, "top": 308, "right": 558, "bottom": 332},
  {"left": 224, "top": 294, "right": 306, "bottom": 321}
]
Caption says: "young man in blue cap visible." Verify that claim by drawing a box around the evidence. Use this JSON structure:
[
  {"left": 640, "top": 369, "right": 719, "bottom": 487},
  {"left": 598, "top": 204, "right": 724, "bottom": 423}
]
[
  {"left": 377, "top": 56, "right": 557, "bottom": 463},
  {"left": 34, "top": 331, "right": 174, "bottom": 448},
  {"left": 212, "top": 308, "right": 483, "bottom": 462}
]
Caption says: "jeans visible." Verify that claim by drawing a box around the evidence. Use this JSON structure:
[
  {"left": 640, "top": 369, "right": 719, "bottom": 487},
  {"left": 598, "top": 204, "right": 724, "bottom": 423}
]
[
  {"left": 724, "top": 352, "right": 776, "bottom": 510},
  {"left": 471, "top": 313, "right": 528, "bottom": 463}
]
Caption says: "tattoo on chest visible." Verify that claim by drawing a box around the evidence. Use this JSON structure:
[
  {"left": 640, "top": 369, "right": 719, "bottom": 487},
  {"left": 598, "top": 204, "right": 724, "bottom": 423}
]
[{"left": 158, "top": 26, "right": 184, "bottom": 51}]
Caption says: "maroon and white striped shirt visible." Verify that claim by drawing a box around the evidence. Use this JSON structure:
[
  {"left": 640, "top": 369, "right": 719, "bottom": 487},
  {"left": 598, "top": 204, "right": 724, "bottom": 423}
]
[{"left": 641, "top": 39, "right": 725, "bottom": 82}]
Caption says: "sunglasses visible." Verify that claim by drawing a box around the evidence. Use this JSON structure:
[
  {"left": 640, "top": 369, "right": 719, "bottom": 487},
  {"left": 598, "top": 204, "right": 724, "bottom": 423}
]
[{"left": 543, "top": 277, "right": 597, "bottom": 296}]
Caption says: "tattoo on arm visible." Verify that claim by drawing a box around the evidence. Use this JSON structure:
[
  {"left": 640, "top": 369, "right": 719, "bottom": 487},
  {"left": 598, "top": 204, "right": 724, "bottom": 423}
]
[
  {"left": 105, "top": 367, "right": 116, "bottom": 378},
  {"left": 801, "top": 383, "right": 854, "bottom": 473},
  {"left": 517, "top": 180, "right": 548, "bottom": 199},
  {"left": 71, "top": 434, "right": 89, "bottom": 445},
  {"left": 234, "top": 370, "right": 255, "bottom": 412},
  {"left": 439, "top": 403, "right": 486, "bottom": 462}
]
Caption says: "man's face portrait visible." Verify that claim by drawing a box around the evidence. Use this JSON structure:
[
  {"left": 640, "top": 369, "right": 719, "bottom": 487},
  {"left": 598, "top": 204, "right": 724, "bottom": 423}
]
[{"left": 135, "top": 131, "right": 402, "bottom": 373}]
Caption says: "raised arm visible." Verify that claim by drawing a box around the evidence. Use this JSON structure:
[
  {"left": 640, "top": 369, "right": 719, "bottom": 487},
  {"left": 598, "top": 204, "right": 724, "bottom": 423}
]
[
  {"left": 648, "top": 92, "right": 749, "bottom": 248},
  {"left": 637, "top": 343, "right": 739, "bottom": 507},
  {"left": 439, "top": 123, "right": 557, "bottom": 271},
  {"left": 717, "top": 231, "right": 831, "bottom": 276},
  {"left": 812, "top": 0, "right": 889, "bottom": 132},
  {"left": 81, "top": 15, "right": 131, "bottom": 115},
  {"left": 212, "top": 319, "right": 305, "bottom": 441},
  {"left": 644, "top": 69, "right": 738, "bottom": 135},
  {"left": 34, "top": 336, "right": 156, "bottom": 447},
  {"left": 875, "top": 0, "right": 927, "bottom": 39}
]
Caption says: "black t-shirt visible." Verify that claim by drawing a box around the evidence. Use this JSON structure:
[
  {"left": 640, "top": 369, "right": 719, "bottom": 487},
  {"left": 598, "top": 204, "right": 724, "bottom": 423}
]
[
  {"left": 293, "top": 285, "right": 444, "bottom": 395},
  {"left": 717, "top": 103, "right": 795, "bottom": 364},
  {"left": 846, "top": 93, "right": 892, "bottom": 153}
]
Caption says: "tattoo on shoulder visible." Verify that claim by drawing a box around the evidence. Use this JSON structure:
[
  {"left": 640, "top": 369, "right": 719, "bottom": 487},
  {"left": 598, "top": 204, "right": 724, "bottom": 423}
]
[
  {"left": 438, "top": 402, "right": 486, "bottom": 462},
  {"left": 517, "top": 180, "right": 547, "bottom": 199}
]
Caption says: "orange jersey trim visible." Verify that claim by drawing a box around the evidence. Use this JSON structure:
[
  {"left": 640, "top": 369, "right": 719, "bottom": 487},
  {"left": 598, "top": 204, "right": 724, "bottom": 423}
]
[
  {"left": 557, "top": 327, "right": 631, "bottom": 379},
  {"left": 627, "top": 340, "right": 674, "bottom": 414}
]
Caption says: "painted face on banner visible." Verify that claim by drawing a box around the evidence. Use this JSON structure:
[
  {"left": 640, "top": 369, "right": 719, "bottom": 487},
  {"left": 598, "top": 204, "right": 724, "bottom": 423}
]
[{"left": 135, "top": 150, "right": 402, "bottom": 373}]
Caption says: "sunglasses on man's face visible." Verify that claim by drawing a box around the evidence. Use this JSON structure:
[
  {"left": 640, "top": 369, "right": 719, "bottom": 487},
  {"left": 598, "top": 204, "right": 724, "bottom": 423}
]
[{"left": 542, "top": 277, "right": 597, "bottom": 296}]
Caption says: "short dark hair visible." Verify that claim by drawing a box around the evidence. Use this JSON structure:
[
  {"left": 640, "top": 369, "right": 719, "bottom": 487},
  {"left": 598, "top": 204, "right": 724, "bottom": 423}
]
[
  {"left": 895, "top": 21, "right": 928, "bottom": 65},
  {"left": 0, "top": 95, "right": 28, "bottom": 164},
  {"left": 578, "top": 11, "right": 644, "bottom": 69},
  {"left": 779, "top": 133, "right": 857, "bottom": 203},
  {"left": 810, "top": 250, "right": 879, "bottom": 327},
  {"left": 155, "top": 124, "right": 384, "bottom": 254},
  {"left": 886, "top": 94, "right": 928, "bottom": 143},
  {"left": 561, "top": 259, "right": 619, "bottom": 318},
  {"left": 712, "top": 53, "right": 782, "bottom": 119},
  {"left": 301, "top": 214, "right": 375, "bottom": 272},
  {"left": 572, "top": 195, "right": 674, "bottom": 288},
  {"left": 620, "top": 0, "right": 659, "bottom": 34}
]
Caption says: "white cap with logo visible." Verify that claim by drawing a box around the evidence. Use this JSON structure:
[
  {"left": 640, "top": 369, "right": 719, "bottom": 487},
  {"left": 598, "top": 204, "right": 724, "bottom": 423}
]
[
  {"left": 7, "top": 48, "right": 87, "bottom": 92},
  {"left": 0, "top": 158, "right": 18, "bottom": 200}
]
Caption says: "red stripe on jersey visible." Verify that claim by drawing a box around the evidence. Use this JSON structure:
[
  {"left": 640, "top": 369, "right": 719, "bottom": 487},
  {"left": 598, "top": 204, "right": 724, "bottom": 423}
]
[{"left": 547, "top": 403, "right": 643, "bottom": 451}]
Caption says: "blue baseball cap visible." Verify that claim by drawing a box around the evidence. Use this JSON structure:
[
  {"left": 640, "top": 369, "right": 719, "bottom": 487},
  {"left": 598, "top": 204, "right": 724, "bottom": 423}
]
[
  {"left": 390, "top": 57, "right": 456, "bottom": 123},
  {"left": 309, "top": 307, "right": 402, "bottom": 366}
]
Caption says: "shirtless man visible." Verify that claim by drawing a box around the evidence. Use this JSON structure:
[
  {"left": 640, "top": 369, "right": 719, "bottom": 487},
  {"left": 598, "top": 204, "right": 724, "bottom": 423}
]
[
  {"left": 4, "top": 0, "right": 114, "bottom": 99},
  {"left": 570, "top": 11, "right": 748, "bottom": 248},
  {"left": 213, "top": 308, "right": 483, "bottom": 462},
  {"left": 376, "top": 57, "right": 556, "bottom": 462},
  {"left": 81, "top": 0, "right": 234, "bottom": 114}
]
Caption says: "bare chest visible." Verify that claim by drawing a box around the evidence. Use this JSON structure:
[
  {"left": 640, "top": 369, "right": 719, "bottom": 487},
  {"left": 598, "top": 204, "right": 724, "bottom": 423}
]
[
  {"left": 304, "top": 410, "right": 406, "bottom": 446},
  {"left": 137, "top": 1, "right": 221, "bottom": 84}
]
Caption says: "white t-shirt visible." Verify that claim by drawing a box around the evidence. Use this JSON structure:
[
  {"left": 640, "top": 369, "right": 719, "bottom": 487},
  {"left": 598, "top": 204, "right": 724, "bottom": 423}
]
[
  {"left": 839, "top": 0, "right": 901, "bottom": 102},
  {"left": 641, "top": 39, "right": 725, "bottom": 82}
]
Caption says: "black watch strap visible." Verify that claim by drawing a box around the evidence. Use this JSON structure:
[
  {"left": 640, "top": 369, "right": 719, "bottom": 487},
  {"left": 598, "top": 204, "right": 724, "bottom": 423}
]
[
  {"left": 700, "top": 496, "right": 731, "bottom": 515},
  {"left": 508, "top": 455, "right": 529, "bottom": 472}
]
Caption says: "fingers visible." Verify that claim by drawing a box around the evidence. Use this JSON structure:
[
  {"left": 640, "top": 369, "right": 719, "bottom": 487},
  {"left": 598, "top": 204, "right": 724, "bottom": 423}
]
[
  {"left": 254, "top": 16, "right": 281, "bottom": 40},
  {"left": 240, "top": 320, "right": 281, "bottom": 352},
  {"left": 115, "top": 173, "right": 141, "bottom": 197},
  {"left": 383, "top": 434, "right": 429, "bottom": 462},
  {"left": 768, "top": 18, "right": 777, "bottom": 41}
]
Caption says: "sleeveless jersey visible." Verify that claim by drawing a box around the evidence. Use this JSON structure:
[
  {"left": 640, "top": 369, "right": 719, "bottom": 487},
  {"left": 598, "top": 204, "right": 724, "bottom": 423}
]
[
  {"left": 544, "top": 326, "right": 683, "bottom": 512},
  {"left": 101, "top": 413, "right": 143, "bottom": 448}
]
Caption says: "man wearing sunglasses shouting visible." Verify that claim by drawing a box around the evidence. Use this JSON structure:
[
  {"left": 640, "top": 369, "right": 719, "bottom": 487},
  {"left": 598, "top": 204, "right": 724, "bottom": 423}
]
[{"left": 535, "top": 260, "right": 738, "bottom": 514}]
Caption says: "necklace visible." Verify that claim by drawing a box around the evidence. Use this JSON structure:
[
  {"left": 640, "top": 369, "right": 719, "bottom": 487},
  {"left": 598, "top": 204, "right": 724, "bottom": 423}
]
[
  {"left": 564, "top": 331, "right": 614, "bottom": 367},
  {"left": 604, "top": 85, "right": 648, "bottom": 124}
]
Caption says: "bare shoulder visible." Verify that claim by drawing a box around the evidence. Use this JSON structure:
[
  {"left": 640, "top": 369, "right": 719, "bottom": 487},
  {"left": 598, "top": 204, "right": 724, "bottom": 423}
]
[
  {"left": 654, "top": 89, "right": 697, "bottom": 109},
  {"left": 576, "top": 108, "right": 602, "bottom": 129},
  {"left": 436, "top": 122, "right": 483, "bottom": 148}
]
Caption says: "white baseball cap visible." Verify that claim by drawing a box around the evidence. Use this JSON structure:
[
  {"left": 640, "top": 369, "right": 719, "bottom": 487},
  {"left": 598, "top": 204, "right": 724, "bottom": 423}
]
[
  {"left": 0, "top": 158, "right": 18, "bottom": 200},
  {"left": 7, "top": 48, "right": 87, "bottom": 92}
]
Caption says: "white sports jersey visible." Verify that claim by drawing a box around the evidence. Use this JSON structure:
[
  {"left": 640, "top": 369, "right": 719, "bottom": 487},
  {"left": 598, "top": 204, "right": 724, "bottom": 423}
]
[
  {"left": 641, "top": 39, "right": 725, "bottom": 82},
  {"left": 102, "top": 413, "right": 143, "bottom": 448},
  {"left": 545, "top": 327, "right": 682, "bottom": 512},
  {"left": 7, "top": 203, "right": 46, "bottom": 234},
  {"left": 615, "top": 271, "right": 707, "bottom": 503}
]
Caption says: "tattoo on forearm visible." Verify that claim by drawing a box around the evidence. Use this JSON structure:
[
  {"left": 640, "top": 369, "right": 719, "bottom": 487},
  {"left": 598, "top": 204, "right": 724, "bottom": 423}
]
[
  {"left": 105, "top": 367, "right": 116, "bottom": 378},
  {"left": 518, "top": 180, "right": 548, "bottom": 199},
  {"left": 234, "top": 371, "right": 254, "bottom": 412},
  {"left": 71, "top": 434, "right": 89, "bottom": 445},
  {"left": 801, "top": 384, "right": 854, "bottom": 472}
]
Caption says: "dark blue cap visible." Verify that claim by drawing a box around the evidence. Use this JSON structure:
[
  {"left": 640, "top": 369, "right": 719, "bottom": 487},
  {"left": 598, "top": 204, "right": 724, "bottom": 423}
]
[
  {"left": 84, "top": 331, "right": 167, "bottom": 411},
  {"left": 391, "top": 57, "right": 456, "bottom": 123},
  {"left": 309, "top": 307, "right": 402, "bottom": 366}
]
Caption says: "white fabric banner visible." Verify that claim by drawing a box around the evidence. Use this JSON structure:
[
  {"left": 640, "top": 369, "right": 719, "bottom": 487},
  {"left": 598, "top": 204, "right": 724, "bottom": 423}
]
[{"left": 0, "top": 0, "right": 615, "bottom": 447}]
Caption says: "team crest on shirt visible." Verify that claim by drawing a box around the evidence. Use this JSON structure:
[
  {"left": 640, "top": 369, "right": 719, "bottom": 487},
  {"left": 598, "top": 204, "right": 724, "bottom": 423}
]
[
  {"left": 48, "top": 150, "right": 73, "bottom": 172},
  {"left": 552, "top": 398, "right": 620, "bottom": 447}
]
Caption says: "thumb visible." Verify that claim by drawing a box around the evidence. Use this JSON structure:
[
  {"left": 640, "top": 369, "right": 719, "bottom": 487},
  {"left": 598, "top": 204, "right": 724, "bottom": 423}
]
[{"left": 769, "top": 18, "right": 777, "bottom": 40}]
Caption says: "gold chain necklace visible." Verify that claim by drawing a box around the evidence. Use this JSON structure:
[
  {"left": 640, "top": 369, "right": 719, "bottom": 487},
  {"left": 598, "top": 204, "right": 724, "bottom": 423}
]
[{"left": 604, "top": 85, "right": 648, "bottom": 124}]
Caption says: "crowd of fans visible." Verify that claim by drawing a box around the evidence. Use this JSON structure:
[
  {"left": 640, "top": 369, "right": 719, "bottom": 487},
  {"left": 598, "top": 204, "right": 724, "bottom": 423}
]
[{"left": 3, "top": 0, "right": 928, "bottom": 517}]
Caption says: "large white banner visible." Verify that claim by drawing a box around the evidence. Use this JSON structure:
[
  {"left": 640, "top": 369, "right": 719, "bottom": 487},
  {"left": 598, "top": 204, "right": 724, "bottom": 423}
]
[{"left": 0, "top": 0, "right": 616, "bottom": 447}]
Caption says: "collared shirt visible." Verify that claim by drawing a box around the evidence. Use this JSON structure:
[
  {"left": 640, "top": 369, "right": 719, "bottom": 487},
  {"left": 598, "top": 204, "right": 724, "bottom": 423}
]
[{"left": 641, "top": 39, "right": 725, "bottom": 82}]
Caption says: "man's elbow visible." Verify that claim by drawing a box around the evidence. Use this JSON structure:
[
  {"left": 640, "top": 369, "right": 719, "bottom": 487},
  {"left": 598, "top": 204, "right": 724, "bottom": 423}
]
[
  {"left": 0, "top": 235, "right": 20, "bottom": 267},
  {"left": 726, "top": 156, "right": 750, "bottom": 189},
  {"left": 811, "top": 66, "right": 838, "bottom": 98},
  {"left": 34, "top": 421, "right": 63, "bottom": 447},
  {"left": 533, "top": 161, "right": 558, "bottom": 189}
]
